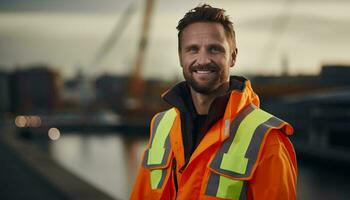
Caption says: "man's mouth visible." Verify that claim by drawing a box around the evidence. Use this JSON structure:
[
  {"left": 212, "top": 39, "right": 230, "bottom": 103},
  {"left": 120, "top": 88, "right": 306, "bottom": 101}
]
[{"left": 193, "top": 70, "right": 216, "bottom": 74}]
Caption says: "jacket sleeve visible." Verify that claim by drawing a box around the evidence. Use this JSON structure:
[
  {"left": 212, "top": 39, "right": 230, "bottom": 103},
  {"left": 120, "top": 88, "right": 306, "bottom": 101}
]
[
  {"left": 130, "top": 163, "right": 153, "bottom": 200},
  {"left": 130, "top": 115, "right": 157, "bottom": 200},
  {"left": 247, "top": 129, "right": 297, "bottom": 200}
]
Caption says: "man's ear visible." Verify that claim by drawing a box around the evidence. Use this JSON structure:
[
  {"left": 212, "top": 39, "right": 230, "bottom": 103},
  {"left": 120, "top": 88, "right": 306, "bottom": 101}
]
[{"left": 230, "top": 48, "right": 238, "bottom": 68}]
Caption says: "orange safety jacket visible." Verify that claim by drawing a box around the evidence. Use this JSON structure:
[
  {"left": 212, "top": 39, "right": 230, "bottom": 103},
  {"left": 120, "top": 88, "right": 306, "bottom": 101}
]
[{"left": 131, "top": 78, "right": 297, "bottom": 200}]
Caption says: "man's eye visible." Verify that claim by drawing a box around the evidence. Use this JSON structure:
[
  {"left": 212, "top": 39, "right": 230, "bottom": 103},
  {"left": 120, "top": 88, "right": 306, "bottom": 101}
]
[
  {"left": 210, "top": 47, "right": 221, "bottom": 53},
  {"left": 188, "top": 47, "right": 198, "bottom": 53}
]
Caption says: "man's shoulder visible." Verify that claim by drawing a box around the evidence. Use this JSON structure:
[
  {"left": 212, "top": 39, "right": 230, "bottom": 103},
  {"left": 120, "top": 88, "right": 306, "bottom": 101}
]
[
  {"left": 253, "top": 105, "right": 294, "bottom": 136},
  {"left": 264, "top": 129, "right": 288, "bottom": 147},
  {"left": 150, "top": 107, "right": 178, "bottom": 126},
  {"left": 259, "top": 128, "right": 297, "bottom": 168},
  {"left": 153, "top": 107, "right": 176, "bottom": 118}
]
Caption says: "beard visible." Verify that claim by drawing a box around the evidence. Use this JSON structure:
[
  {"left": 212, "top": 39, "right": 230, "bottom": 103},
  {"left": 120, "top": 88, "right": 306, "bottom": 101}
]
[
  {"left": 186, "top": 74, "right": 220, "bottom": 95},
  {"left": 183, "top": 62, "right": 223, "bottom": 95}
]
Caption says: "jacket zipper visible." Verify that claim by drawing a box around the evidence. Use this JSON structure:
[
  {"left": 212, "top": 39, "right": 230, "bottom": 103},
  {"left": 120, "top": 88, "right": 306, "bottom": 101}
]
[{"left": 172, "top": 158, "right": 178, "bottom": 199}]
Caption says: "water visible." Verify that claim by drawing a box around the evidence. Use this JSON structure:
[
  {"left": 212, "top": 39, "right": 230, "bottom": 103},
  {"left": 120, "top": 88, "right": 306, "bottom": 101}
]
[
  {"left": 48, "top": 133, "right": 350, "bottom": 200},
  {"left": 49, "top": 133, "right": 147, "bottom": 200}
]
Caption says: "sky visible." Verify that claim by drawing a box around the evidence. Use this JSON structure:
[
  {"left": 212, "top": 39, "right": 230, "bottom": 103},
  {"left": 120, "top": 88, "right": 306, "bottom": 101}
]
[{"left": 0, "top": 0, "right": 350, "bottom": 79}]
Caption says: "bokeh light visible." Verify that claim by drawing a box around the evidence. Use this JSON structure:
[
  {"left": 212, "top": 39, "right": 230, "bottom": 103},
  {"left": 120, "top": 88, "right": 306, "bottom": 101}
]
[
  {"left": 48, "top": 127, "right": 61, "bottom": 140},
  {"left": 15, "top": 116, "right": 27, "bottom": 127},
  {"left": 15, "top": 115, "right": 42, "bottom": 128},
  {"left": 29, "top": 116, "right": 42, "bottom": 127}
]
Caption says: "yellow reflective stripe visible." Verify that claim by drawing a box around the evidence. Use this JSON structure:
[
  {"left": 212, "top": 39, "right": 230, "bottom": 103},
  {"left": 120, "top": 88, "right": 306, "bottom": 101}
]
[
  {"left": 217, "top": 175, "right": 243, "bottom": 199},
  {"left": 147, "top": 108, "right": 177, "bottom": 165},
  {"left": 150, "top": 169, "right": 163, "bottom": 189},
  {"left": 220, "top": 108, "right": 272, "bottom": 174}
]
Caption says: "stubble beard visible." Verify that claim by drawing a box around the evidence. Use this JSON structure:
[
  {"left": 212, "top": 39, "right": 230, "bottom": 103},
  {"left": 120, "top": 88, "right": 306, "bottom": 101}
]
[
  {"left": 187, "top": 75, "right": 220, "bottom": 95},
  {"left": 183, "top": 63, "right": 223, "bottom": 95}
]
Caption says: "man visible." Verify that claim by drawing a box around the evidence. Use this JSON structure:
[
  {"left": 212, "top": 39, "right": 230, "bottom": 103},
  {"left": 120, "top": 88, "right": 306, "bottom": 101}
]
[{"left": 131, "top": 4, "right": 297, "bottom": 200}]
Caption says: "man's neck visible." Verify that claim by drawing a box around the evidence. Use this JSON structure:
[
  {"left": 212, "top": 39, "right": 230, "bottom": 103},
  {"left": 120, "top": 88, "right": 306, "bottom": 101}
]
[{"left": 190, "top": 82, "right": 229, "bottom": 115}]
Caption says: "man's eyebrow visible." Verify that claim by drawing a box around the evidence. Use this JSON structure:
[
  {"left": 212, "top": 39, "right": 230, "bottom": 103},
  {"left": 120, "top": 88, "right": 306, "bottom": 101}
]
[
  {"left": 208, "top": 43, "right": 225, "bottom": 48},
  {"left": 184, "top": 44, "right": 198, "bottom": 50},
  {"left": 208, "top": 43, "right": 226, "bottom": 51}
]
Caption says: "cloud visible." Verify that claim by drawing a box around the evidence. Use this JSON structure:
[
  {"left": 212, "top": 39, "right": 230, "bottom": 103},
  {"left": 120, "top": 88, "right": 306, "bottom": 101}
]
[{"left": 0, "top": 0, "right": 129, "bottom": 13}]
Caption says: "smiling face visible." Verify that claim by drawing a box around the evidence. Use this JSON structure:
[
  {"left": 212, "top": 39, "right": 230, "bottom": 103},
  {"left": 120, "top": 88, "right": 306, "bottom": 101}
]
[{"left": 179, "top": 22, "right": 237, "bottom": 95}]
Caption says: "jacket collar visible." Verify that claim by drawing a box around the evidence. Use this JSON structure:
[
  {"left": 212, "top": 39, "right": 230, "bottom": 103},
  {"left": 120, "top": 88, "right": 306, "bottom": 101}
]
[{"left": 162, "top": 76, "right": 247, "bottom": 119}]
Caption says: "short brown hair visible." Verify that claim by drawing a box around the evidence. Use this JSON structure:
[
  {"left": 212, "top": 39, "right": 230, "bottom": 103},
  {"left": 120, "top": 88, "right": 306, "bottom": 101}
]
[{"left": 176, "top": 4, "right": 236, "bottom": 50}]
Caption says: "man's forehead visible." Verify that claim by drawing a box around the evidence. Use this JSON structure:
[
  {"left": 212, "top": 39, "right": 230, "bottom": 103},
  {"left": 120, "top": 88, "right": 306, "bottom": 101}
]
[
  {"left": 182, "top": 22, "right": 225, "bottom": 35},
  {"left": 181, "top": 22, "right": 227, "bottom": 42}
]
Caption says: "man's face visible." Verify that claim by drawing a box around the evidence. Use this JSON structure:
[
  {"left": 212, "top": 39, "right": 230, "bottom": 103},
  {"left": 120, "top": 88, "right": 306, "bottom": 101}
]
[{"left": 179, "top": 22, "right": 237, "bottom": 95}]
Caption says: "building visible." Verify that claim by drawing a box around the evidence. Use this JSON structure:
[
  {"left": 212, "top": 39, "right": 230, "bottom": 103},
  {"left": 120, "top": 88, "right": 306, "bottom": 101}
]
[
  {"left": 9, "top": 65, "right": 62, "bottom": 114},
  {"left": 0, "top": 71, "right": 10, "bottom": 116},
  {"left": 250, "top": 64, "right": 350, "bottom": 99},
  {"left": 95, "top": 75, "right": 129, "bottom": 112}
]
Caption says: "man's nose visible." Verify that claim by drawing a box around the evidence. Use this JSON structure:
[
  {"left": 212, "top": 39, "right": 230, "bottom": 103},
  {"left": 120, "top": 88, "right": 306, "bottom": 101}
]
[{"left": 195, "top": 50, "right": 211, "bottom": 66}]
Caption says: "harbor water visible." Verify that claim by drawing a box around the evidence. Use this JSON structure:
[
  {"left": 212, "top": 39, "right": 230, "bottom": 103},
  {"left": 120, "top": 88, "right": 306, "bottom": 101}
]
[{"left": 46, "top": 132, "right": 350, "bottom": 200}]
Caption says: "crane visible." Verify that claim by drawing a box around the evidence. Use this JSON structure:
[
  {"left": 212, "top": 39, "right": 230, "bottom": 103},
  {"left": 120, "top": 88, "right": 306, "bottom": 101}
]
[{"left": 90, "top": 0, "right": 157, "bottom": 112}]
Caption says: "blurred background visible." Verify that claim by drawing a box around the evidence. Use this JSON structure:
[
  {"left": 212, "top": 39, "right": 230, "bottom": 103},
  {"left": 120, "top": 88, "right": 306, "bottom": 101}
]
[{"left": 0, "top": 0, "right": 350, "bottom": 199}]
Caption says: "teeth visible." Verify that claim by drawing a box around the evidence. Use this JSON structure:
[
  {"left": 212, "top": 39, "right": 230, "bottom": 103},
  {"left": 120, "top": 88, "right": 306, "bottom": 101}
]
[{"left": 196, "top": 70, "right": 211, "bottom": 74}]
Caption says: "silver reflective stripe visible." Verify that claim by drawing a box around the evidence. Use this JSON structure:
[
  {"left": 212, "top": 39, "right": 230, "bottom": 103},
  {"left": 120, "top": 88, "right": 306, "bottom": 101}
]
[
  {"left": 143, "top": 136, "right": 171, "bottom": 168},
  {"left": 245, "top": 117, "right": 284, "bottom": 161},
  {"left": 205, "top": 171, "right": 246, "bottom": 199},
  {"left": 205, "top": 171, "right": 221, "bottom": 196},
  {"left": 223, "top": 119, "right": 231, "bottom": 138},
  {"left": 239, "top": 182, "right": 248, "bottom": 200},
  {"left": 149, "top": 111, "right": 167, "bottom": 146}
]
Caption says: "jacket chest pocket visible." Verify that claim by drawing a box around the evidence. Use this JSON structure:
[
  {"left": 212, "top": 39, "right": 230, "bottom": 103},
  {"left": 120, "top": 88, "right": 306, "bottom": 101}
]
[
  {"left": 142, "top": 147, "right": 172, "bottom": 190},
  {"left": 202, "top": 167, "right": 247, "bottom": 200}
]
